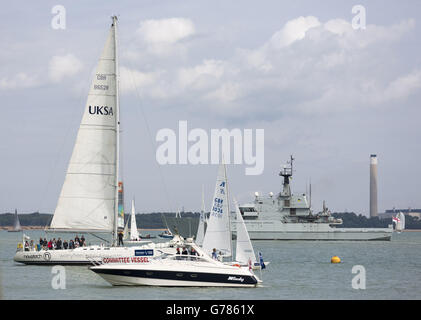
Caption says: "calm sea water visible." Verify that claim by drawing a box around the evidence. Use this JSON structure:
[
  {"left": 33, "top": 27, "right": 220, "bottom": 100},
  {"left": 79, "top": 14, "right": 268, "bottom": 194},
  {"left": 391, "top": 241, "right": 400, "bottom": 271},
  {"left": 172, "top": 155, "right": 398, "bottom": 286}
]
[{"left": 1, "top": 230, "right": 420, "bottom": 300}]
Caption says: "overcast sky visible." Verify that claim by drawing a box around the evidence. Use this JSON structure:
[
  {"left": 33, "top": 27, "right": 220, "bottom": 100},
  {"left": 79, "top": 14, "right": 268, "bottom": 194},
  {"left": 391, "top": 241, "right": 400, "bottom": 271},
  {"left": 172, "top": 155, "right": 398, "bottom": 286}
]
[{"left": 1, "top": 0, "right": 420, "bottom": 216}]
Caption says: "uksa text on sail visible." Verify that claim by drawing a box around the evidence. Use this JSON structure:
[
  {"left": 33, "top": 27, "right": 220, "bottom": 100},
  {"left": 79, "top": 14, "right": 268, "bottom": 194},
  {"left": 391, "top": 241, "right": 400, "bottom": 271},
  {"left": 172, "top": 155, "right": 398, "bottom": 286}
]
[
  {"left": 156, "top": 120, "right": 264, "bottom": 175},
  {"left": 88, "top": 105, "right": 114, "bottom": 116}
]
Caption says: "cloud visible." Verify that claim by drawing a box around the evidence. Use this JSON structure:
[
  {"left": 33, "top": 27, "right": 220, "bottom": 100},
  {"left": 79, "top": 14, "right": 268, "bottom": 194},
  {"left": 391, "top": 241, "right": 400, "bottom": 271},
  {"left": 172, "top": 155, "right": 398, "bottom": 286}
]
[
  {"left": 268, "top": 16, "right": 321, "bottom": 49},
  {"left": 378, "top": 69, "right": 421, "bottom": 102},
  {"left": 0, "top": 72, "right": 38, "bottom": 90},
  {"left": 118, "top": 15, "right": 418, "bottom": 122},
  {"left": 48, "top": 54, "right": 83, "bottom": 83},
  {"left": 177, "top": 59, "right": 226, "bottom": 90},
  {"left": 136, "top": 18, "right": 195, "bottom": 44}
]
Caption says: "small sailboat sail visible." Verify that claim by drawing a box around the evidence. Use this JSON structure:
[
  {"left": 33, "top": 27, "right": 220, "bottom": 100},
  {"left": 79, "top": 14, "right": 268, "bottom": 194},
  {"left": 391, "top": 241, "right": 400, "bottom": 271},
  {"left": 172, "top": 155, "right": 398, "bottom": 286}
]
[
  {"left": 202, "top": 163, "right": 232, "bottom": 258},
  {"left": 130, "top": 199, "right": 140, "bottom": 240},
  {"left": 233, "top": 200, "right": 256, "bottom": 266},
  {"left": 9, "top": 209, "right": 22, "bottom": 232},
  {"left": 123, "top": 217, "right": 129, "bottom": 240},
  {"left": 393, "top": 212, "right": 405, "bottom": 232},
  {"left": 49, "top": 16, "right": 120, "bottom": 235},
  {"left": 196, "top": 184, "right": 207, "bottom": 246}
]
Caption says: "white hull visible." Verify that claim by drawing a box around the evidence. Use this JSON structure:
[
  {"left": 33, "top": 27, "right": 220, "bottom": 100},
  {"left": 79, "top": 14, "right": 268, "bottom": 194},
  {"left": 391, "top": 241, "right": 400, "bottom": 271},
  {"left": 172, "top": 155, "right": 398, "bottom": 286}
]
[
  {"left": 14, "top": 244, "right": 176, "bottom": 265},
  {"left": 235, "top": 221, "right": 393, "bottom": 241},
  {"left": 91, "top": 258, "right": 259, "bottom": 287},
  {"left": 124, "top": 240, "right": 152, "bottom": 245},
  {"left": 96, "top": 273, "right": 257, "bottom": 287}
]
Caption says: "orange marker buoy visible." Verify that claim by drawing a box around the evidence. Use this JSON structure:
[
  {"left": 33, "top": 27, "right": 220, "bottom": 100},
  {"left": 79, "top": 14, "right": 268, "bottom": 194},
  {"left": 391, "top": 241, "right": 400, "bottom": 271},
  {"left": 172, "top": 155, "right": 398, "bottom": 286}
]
[{"left": 331, "top": 256, "right": 341, "bottom": 263}]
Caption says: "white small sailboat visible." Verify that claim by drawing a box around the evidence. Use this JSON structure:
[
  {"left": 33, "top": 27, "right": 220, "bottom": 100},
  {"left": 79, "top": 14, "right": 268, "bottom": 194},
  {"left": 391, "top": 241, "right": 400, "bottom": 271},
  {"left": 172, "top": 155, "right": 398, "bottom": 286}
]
[
  {"left": 232, "top": 199, "right": 269, "bottom": 270},
  {"left": 125, "top": 199, "right": 151, "bottom": 244},
  {"left": 393, "top": 212, "right": 405, "bottom": 233},
  {"left": 14, "top": 17, "right": 176, "bottom": 265},
  {"left": 158, "top": 229, "right": 174, "bottom": 239},
  {"left": 8, "top": 209, "right": 22, "bottom": 232},
  {"left": 195, "top": 184, "right": 207, "bottom": 246}
]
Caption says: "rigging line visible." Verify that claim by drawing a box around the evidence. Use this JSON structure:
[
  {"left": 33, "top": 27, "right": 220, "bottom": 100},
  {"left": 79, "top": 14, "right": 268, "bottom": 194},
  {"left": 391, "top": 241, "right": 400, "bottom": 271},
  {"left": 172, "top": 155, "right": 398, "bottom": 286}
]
[{"left": 124, "top": 61, "right": 175, "bottom": 216}]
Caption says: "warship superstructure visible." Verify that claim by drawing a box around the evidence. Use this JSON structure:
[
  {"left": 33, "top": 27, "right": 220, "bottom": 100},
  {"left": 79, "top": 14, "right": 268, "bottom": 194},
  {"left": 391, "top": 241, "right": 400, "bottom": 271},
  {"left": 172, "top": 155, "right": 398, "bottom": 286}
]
[{"left": 234, "top": 156, "right": 393, "bottom": 240}]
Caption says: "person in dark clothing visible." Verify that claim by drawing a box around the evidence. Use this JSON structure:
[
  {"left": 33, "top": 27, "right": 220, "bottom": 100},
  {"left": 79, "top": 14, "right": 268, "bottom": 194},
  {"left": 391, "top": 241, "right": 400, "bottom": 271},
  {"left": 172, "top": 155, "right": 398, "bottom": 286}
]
[
  {"left": 182, "top": 247, "right": 188, "bottom": 255},
  {"left": 56, "top": 238, "right": 62, "bottom": 250},
  {"left": 80, "top": 235, "right": 85, "bottom": 246},
  {"left": 63, "top": 240, "right": 68, "bottom": 250},
  {"left": 118, "top": 231, "right": 124, "bottom": 246},
  {"left": 190, "top": 247, "right": 198, "bottom": 256}
]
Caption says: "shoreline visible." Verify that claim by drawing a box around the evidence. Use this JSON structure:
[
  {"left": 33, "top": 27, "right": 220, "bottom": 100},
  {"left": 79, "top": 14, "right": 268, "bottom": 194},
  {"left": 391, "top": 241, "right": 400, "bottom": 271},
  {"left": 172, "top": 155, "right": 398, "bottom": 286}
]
[{"left": 0, "top": 226, "right": 168, "bottom": 231}]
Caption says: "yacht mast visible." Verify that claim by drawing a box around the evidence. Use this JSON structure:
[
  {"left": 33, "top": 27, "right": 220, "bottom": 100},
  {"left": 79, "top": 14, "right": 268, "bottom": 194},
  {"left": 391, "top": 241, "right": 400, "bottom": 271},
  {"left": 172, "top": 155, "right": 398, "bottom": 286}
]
[{"left": 112, "top": 15, "right": 120, "bottom": 246}]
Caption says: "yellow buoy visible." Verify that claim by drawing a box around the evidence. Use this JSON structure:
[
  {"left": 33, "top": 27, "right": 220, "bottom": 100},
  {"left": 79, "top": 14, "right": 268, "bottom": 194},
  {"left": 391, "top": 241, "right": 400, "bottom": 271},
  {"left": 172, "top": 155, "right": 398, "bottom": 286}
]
[{"left": 331, "top": 256, "right": 341, "bottom": 264}]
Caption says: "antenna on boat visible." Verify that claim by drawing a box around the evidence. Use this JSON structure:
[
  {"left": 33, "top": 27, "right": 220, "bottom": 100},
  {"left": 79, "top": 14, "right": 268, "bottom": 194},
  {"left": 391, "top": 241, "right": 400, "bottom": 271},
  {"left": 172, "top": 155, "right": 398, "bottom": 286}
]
[{"left": 309, "top": 178, "right": 312, "bottom": 210}]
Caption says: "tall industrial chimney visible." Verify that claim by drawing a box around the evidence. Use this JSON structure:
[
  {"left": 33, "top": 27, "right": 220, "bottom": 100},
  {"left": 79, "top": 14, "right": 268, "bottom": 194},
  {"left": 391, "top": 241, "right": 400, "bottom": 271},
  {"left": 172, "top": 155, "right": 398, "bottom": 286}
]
[{"left": 370, "top": 154, "right": 378, "bottom": 218}]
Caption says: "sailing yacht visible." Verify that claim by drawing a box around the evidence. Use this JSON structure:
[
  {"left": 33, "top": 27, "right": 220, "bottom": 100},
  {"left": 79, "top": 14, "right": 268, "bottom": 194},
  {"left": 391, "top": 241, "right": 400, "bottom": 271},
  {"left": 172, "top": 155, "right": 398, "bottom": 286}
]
[
  {"left": 393, "top": 212, "right": 405, "bottom": 233},
  {"left": 201, "top": 163, "right": 268, "bottom": 270},
  {"left": 8, "top": 209, "right": 22, "bottom": 232},
  {"left": 14, "top": 17, "right": 177, "bottom": 265},
  {"left": 231, "top": 200, "right": 269, "bottom": 270},
  {"left": 195, "top": 185, "right": 207, "bottom": 246},
  {"left": 125, "top": 199, "right": 151, "bottom": 244}
]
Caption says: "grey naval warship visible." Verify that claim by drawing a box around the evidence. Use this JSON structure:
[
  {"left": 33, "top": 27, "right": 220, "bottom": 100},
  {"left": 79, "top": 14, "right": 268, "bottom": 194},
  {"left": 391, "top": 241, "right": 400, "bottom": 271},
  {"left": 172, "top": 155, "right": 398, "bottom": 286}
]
[{"left": 233, "top": 156, "right": 393, "bottom": 241}]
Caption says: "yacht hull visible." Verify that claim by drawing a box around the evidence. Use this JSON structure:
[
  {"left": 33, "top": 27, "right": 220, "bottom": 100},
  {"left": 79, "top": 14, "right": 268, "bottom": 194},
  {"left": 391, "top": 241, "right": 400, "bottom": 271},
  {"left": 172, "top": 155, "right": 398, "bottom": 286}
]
[
  {"left": 91, "top": 267, "right": 258, "bottom": 287},
  {"left": 13, "top": 245, "right": 175, "bottom": 265}
]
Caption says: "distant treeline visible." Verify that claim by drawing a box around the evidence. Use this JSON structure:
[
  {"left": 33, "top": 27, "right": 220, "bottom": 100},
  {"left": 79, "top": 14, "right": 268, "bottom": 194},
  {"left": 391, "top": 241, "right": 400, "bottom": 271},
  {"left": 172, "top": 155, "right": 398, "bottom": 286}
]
[
  {"left": 0, "top": 211, "right": 199, "bottom": 229},
  {"left": 332, "top": 212, "right": 421, "bottom": 229},
  {"left": 1, "top": 211, "right": 420, "bottom": 229}
]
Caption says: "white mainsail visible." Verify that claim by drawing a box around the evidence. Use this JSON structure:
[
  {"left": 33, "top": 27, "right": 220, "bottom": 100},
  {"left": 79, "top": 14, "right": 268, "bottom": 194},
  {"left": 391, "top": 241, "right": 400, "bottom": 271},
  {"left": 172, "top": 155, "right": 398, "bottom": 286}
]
[
  {"left": 130, "top": 199, "right": 140, "bottom": 240},
  {"left": 196, "top": 184, "right": 206, "bottom": 246},
  {"left": 202, "top": 164, "right": 232, "bottom": 257},
  {"left": 234, "top": 200, "right": 256, "bottom": 265},
  {"left": 123, "top": 216, "right": 129, "bottom": 240},
  {"left": 50, "top": 18, "right": 119, "bottom": 233},
  {"left": 12, "top": 209, "right": 22, "bottom": 231}
]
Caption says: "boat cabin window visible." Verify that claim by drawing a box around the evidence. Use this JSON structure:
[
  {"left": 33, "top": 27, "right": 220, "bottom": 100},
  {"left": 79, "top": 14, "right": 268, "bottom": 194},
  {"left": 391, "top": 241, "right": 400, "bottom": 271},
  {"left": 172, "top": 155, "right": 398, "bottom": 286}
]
[
  {"left": 239, "top": 207, "right": 256, "bottom": 215},
  {"left": 171, "top": 255, "right": 206, "bottom": 262}
]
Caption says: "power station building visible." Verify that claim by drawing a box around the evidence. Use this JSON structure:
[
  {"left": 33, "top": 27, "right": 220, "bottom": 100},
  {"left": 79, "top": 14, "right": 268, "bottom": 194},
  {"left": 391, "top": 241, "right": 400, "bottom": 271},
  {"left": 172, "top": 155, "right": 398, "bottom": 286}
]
[{"left": 370, "top": 154, "right": 378, "bottom": 218}]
